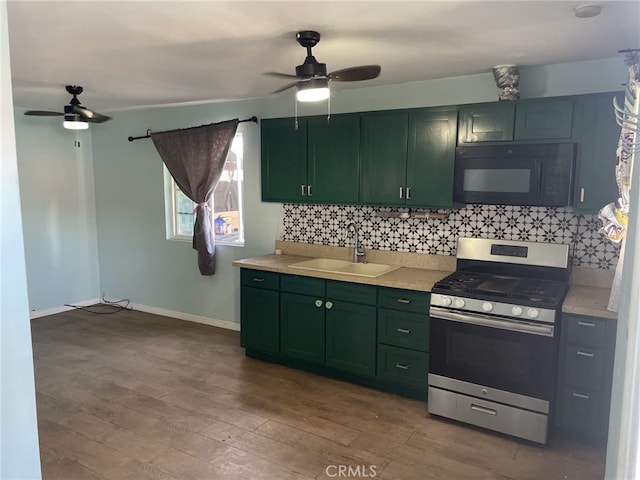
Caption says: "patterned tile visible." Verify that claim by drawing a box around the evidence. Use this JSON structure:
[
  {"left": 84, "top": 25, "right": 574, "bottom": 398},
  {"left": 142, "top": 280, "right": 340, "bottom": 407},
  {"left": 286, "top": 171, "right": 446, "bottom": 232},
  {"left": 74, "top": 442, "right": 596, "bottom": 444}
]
[{"left": 281, "top": 204, "right": 621, "bottom": 270}]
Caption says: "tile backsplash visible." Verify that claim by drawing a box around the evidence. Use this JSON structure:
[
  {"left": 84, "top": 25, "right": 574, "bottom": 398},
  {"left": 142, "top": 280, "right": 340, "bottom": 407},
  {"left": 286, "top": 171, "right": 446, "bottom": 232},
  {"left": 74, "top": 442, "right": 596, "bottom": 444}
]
[{"left": 280, "top": 204, "right": 620, "bottom": 270}]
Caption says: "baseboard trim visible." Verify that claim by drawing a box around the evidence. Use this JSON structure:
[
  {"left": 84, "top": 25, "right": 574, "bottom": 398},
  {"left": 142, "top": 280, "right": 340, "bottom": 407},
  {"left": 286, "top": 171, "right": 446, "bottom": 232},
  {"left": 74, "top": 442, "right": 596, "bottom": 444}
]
[
  {"left": 30, "top": 298, "right": 102, "bottom": 319},
  {"left": 131, "top": 303, "right": 240, "bottom": 332}
]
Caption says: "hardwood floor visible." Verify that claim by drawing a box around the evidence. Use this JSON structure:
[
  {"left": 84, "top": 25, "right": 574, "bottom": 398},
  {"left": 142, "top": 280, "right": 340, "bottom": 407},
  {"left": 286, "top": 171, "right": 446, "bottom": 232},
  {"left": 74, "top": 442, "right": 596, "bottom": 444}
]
[{"left": 31, "top": 308, "right": 606, "bottom": 480}]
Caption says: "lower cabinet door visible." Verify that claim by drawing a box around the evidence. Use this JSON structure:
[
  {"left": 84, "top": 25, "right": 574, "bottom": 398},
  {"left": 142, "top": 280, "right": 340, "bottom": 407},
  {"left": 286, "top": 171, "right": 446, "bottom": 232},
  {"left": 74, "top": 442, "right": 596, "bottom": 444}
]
[
  {"left": 377, "top": 344, "right": 429, "bottom": 390},
  {"left": 241, "top": 286, "right": 279, "bottom": 354},
  {"left": 325, "top": 301, "right": 377, "bottom": 377},
  {"left": 280, "top": 292, "right": 325, "bottom": 364}
]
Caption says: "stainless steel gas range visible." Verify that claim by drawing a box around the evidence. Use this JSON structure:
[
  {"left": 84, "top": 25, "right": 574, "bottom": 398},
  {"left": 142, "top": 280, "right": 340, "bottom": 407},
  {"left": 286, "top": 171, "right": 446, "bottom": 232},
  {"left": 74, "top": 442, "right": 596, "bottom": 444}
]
[{"left": 427, "top": 237, "right": 571, "bottom": 444}]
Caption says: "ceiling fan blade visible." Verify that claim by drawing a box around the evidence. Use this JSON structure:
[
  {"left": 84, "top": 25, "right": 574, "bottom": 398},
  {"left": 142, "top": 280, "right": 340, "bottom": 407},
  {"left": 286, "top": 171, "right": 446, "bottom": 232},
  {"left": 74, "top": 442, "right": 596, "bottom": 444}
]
[
  {"left": 328, "top": 65, "right": 381, "bottom": 82},
  {"left": 271, "top": 81, "right": 299, "bottom": 94},
  {"left": 72, "top": 106, "right": 111, "bottom": 123},
  {"left": 24, "top": 110, "right": 64, "bottom": 116},
  {"left": 265, "top": 71, "right": 299, "bottom": 79}
]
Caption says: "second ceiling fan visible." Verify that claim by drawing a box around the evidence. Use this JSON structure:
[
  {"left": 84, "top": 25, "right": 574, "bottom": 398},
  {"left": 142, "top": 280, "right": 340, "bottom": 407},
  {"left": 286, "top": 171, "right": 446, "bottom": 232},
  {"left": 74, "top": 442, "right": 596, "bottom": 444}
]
[{"left": 267, "top": 30, "right": 381, "bottom": 102}]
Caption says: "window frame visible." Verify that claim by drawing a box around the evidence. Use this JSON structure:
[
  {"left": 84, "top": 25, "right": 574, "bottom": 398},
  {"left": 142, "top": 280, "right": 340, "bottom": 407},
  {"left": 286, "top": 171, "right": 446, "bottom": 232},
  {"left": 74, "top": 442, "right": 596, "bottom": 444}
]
[{"left": 164, "top": 132, "right": 244, "bottom": 247}]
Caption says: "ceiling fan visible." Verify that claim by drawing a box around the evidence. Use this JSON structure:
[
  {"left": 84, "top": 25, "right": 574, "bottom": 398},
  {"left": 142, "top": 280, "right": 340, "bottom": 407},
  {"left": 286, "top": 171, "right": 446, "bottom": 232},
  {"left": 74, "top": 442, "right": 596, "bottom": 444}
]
[
  {"left": 267, "top": 31, "right": 381, "bottom": 102},
  {"left": 24, "top": 85, "right": 111, "bottom": 130}
]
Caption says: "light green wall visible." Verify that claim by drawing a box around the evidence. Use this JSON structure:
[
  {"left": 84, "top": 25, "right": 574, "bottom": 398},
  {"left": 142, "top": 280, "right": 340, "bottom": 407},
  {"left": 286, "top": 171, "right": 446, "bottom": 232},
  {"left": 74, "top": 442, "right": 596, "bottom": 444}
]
[
  {"left": 1, "top": 1, "right": 42, "bottom": 477},
  {"left": 91, "top": 57, "right": 627, "bottom": 326},
  {"left": 14, "top": 112, "right": 101, "bottom": 312}
]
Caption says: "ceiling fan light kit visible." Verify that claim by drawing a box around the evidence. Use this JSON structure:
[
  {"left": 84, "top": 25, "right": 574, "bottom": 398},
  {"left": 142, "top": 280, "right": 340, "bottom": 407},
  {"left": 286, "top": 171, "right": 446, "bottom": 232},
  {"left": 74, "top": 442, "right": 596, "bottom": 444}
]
[
  {"left": 296, "top": 78, "right": 330, "bottom": 102},
  {"left": 63, "top": 117, "right": 89, "bottom": 130}
]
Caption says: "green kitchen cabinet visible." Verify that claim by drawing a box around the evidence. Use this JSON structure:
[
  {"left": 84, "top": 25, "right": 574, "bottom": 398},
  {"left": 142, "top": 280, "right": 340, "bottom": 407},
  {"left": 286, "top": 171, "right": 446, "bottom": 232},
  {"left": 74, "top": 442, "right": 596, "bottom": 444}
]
[
  {"left": 514, "top": 98, "right": 574, "bottom": 140},
  {"left": 376, "top": 287, "right": 430, "bottom": 393},
  {"left": 360, "top": 108, "right": 457, "bottom": 208},
  {"left": 406, "top": 109, "right": 457, "bottom": 208},
  {"left": 555, "top": 313, "right": 617, "bottom": 444},
  {"left": 458, "top": 102, "right": 515, "bottom": 144},
  {"left": 457, "top": 97, "right": 575, "bottom": 145},
  {"left": 261, "top": 114, "right": 360, "bottom": 204},
  {"left": 280, "top": 275, "right": 326, "bottom": 364},
  {"left": 240, "top": 269, "right": 280, "bottom": 355},
  {"left": 261, "top": 117, "right": 307, "bottom": 202},
  {"left": 573, "top": 92, "right": 623, "bottom": 214},
  {"left": 360, "top": 110, "right": 408, "bottom": 205},
  {"left": 325, "top": 281, "right": 377, "bottom": 377}
]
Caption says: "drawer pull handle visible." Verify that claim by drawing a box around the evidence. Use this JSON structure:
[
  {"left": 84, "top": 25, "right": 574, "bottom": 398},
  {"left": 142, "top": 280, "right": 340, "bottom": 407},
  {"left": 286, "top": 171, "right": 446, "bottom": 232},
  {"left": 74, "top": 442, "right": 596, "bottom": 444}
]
[
  {"left": 397, "top": 327, "right": 412, "bottom": 334},
  {"left": 470, "top": 404, "right": 497, "bottom": 416},
  {"left": 577, "top": 320, "right": 596, "bottom": 327},
  {"left": 572, "top": 392, "right": 591, "bottom": 400},
  {"left": 397, "top": 298, "right": 411, "bottom": 304},
  {"left": 577, "top": 350, "right": 595, "bottom": 358},
  {"left": 399, "top": 186, "right": 404, "bottom": 199},
  {"left": 252, "top": 278, "right": 266, "bottom": 283},
  {"left": 394, "top": 363, "right": 410, "bottom": 370}
]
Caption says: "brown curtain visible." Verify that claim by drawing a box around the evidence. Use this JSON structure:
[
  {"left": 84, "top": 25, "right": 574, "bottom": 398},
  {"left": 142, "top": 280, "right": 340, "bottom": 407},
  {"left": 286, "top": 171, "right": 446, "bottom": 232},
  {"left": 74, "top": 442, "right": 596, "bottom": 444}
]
[{"left": 151, "top": 119, "right": 239, "bottom": 275}]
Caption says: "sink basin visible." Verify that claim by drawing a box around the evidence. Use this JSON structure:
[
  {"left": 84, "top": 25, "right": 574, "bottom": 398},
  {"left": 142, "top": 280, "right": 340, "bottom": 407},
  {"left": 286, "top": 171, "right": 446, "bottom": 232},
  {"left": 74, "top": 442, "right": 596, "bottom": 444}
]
[{"left": 289, "top": 258, "right": 400, "bottom": 278}]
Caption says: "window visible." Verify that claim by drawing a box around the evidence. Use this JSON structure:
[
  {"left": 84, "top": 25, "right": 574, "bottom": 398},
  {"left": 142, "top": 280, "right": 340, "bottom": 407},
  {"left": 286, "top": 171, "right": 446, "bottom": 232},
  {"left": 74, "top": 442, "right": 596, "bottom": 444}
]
[{"left": 165, "top": 133, "right": 244, "bottom": 246}]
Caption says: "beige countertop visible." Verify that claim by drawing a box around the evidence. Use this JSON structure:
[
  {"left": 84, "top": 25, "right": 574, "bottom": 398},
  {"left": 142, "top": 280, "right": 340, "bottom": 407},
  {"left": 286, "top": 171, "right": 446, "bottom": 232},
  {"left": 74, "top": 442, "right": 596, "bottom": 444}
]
[
  {"left": 233, "top": 244, "right": 618, "bottom": 320},
  {"left": 232, "top": 253, "right": 452, "bottom": 292}
]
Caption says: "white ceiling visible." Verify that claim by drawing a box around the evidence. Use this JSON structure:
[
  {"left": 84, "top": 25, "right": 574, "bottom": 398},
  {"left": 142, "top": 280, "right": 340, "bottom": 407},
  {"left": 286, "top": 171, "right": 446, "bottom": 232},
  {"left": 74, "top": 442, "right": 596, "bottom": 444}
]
[{"left": 7, "top": 1, "right": 640, "bottom": 113}]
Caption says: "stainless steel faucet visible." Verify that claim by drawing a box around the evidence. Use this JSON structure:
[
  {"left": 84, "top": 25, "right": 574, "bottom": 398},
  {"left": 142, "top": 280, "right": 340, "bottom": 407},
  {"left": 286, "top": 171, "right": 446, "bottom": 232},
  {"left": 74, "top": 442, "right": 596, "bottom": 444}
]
[{"left": 346, "top": 222, "right": 365, "bottom": 263}]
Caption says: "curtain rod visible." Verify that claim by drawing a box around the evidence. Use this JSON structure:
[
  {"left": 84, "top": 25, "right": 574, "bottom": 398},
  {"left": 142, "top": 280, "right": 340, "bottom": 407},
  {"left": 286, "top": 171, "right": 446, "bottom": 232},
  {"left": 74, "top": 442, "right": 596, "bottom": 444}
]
[{"left": 127, "top": 116, "right": 258, "bottom": 142}]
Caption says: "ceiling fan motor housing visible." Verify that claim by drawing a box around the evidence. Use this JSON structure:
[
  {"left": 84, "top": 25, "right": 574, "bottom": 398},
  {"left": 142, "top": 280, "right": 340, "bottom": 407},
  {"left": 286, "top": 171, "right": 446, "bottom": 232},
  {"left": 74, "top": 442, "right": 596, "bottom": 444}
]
[{"left": 296, "top": 57, "right": 327, "bottom": 77}]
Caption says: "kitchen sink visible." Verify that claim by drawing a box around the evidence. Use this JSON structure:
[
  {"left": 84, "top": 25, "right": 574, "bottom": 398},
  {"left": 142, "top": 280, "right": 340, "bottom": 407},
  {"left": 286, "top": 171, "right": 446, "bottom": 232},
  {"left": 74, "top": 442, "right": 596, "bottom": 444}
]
[{"left": 289, "top": 258, "right": 400, "bottom": 278}]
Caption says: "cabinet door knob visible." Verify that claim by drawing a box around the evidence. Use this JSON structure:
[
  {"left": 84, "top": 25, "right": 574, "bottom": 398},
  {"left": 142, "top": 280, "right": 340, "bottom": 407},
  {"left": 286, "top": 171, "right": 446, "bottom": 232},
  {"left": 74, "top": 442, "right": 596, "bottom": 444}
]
[
  {"left": 325, "top": 301, "right": 334, "bottom": 310},
  {"left": 315, "top": 299, "right": 323, "bottom": 308}
]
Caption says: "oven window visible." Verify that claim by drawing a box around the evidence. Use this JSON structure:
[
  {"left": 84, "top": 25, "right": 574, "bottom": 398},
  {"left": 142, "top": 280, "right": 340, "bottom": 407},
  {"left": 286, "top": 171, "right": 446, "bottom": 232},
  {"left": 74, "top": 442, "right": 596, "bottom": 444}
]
[
  {"left": 430, "top": 317, "right": 557, "bottom": 401},
  {"left": 463, "top": 168, "right": 531, "bottom": 193}
]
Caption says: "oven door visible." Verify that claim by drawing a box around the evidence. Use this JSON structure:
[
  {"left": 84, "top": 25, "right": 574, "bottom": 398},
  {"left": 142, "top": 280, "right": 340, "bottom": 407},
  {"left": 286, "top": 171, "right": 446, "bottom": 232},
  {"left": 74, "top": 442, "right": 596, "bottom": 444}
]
[{"left": 429, "top": 306, "right": 558, "bottom": 401}]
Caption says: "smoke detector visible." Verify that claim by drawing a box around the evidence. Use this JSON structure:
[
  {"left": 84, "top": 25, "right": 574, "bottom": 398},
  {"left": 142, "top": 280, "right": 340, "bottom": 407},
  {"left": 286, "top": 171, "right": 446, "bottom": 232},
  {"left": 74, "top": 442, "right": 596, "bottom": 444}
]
[{"left": 574, "top": 4, "right": 602, "bottom": 18}]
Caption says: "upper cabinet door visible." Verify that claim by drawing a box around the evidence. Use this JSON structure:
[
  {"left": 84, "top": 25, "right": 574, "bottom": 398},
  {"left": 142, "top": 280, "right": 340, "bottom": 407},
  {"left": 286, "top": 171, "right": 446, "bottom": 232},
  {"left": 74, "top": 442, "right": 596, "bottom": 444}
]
[
  {"left": 307, "top": 115, "right": 360, "bottom": 204},
  {"left": 457, "top": 103, "right": 515, "bottom": 144},
  {"left": 360, "top": 111, "right": 409, "bottom": 205},
  {"left": 514, "top": 98, "right": 574, "bottom": 140},
  {"left": 407, "top": 109, "right": 457, "bottom": 208},
  {"left": 261, "top": 118, "right": 308, "bottom": 202},
  {"left": 573, "top": 92, "right": 622, "bottom": 214}
]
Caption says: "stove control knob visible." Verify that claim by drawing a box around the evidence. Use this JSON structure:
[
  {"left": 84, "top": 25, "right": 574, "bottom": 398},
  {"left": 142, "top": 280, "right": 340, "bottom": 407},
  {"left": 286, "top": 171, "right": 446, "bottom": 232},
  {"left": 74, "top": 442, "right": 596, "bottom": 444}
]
[
  {"left": 512, "top": 306, "right": 523, "bottom": 316},
  {"left": 454, "top": 298, "right": 466, "bottom": 308},
  {"left": 527, "top": 308, "right": 540, "bottom": 319},
  {"left": 482, "top": 302, "right": 494, "bottom": 312},
  {"left": 438, "top": 296, "right": 452, "bottom": 307}
]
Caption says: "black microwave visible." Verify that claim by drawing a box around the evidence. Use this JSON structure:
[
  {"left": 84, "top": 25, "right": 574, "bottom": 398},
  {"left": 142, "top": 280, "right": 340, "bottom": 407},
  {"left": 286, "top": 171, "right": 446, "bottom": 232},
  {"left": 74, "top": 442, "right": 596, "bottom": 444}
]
[{"left": 453, "top": 143, "right": 576, "bottom": 206}]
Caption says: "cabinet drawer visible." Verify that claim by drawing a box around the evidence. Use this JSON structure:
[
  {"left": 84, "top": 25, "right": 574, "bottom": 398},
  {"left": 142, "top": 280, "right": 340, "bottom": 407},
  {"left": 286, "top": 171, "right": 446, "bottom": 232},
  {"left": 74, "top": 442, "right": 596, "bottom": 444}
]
[
  {"left": 378, "top": 308, "right": 429, "bottom": 352},
  {"left": 557, "top": 385, "right": 605, "bottom": 438},
  {"left": 377, "top": 344, "right": 428, "bottom": 390},
  {"left": 327, "top": 280, "right": 377, "bottom": 305},
  {"left": 565, "top": 315, "right": 607, "bottom": 348},
  {"left": 241, "top": 269, "right": 279, "bottom": 290},
  {"left": 280, "top": 274, "right": 325, "bottom": 297},
  {"left": 378, "top": 287, "right": 430, "bottom": 313},
  {"left": 563, "top": 345, "right": 606, "bottom": 390}
]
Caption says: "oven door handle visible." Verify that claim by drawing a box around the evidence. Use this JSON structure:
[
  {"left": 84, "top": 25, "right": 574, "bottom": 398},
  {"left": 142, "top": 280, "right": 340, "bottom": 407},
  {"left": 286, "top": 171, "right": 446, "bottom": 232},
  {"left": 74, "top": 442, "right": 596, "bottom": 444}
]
[{"left": 430, "top": 307, "right": 554, "bottom": 337}]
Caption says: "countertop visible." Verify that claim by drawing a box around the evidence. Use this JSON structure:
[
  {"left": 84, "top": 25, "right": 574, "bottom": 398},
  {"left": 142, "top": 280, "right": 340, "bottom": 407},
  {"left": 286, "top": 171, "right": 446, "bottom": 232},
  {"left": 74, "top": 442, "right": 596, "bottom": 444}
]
[
  {"left": 234, "top": 247, "right": 617, "bottom": 321},
  {"left": 232, "top": 253, "right": 453, "bottom": 292}
]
